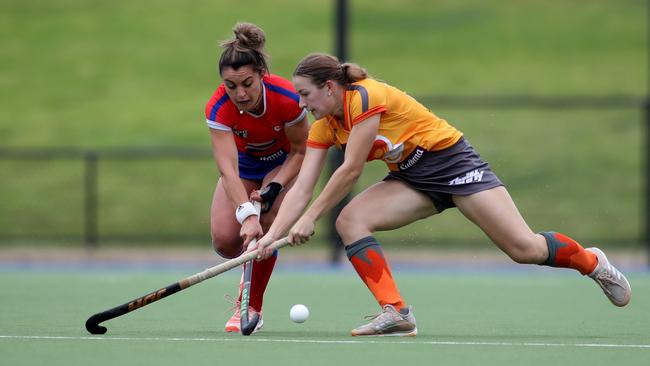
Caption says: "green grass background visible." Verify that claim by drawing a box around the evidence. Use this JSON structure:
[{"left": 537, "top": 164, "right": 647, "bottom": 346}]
[
  {"left": 0, "top": 0, "right": 647, "bottom": 247},
  {"left": 0, "top": 269, "right": 648, "bottom": 366}
]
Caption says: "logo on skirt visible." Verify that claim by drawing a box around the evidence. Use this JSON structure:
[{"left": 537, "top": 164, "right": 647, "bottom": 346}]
[{"left": 449, "top": 170, "right": 484, "bottom": 185}]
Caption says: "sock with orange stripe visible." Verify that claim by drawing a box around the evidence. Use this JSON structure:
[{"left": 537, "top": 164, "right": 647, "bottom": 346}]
[
  {"left": 539, "top": 231, "right": 597, "bottom": 275},
  {"left": 345, "top": 236, "right": 406, "bottom": 310},
  {"left": 246, "top": 249, "right": 278, "bottom": 311}
]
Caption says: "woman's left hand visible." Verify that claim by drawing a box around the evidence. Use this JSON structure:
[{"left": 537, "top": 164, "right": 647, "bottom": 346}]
[{"left": 288, "top": 216, "right": 315, "bottom": 246}]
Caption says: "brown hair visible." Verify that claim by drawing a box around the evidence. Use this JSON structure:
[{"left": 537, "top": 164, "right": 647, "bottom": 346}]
[
  {"left": 293, "top": 53, "right": 367, "bottom": 87},
  {"left": 218, "top": 22, "right": 269, "bottom": 75}
]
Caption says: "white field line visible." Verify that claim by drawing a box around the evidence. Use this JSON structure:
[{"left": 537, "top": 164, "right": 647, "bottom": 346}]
[{"left": 1, "top": 335, "right": 649, "bottom": 349}]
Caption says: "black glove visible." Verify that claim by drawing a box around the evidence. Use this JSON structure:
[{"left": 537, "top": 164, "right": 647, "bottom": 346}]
[{"left": 259, "top": 182, "right": 283, "bottom": 214}]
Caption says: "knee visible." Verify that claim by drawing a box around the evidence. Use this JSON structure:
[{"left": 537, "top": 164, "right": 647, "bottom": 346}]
[
  {"left": 211, "top": 233, "right": 243, "bottom": 259},
  {"left": 334, "top": 209, "right": 349, "bottom": 236},
  {"left": 501, "top": 235, "right": 547, "bottom": 264},
  {"left": 335, "top": 206, "right": 365, "bottom": 236}
]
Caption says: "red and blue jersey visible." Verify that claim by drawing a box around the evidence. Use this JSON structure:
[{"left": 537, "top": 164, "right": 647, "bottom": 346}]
[{"left": 205, "top": 74, "right": 306, "bottom": 159}]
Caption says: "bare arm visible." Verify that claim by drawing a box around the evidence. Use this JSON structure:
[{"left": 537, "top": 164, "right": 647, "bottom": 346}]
[
  {"left": 210, "top": 128, "right": 250, "bottom": 207},
  {"left": 249, "top": 117, "right": 309, "bottom": 212},
  {"left": 300, "top": 114, "right": 380, "bottom": 223},
  {"left": 257, "top": 115, "right": 381, "bottom": 255},
  {"left": 210, "top": 128, "right": 262, "bottom": 246},
  {"left": 263, "top": 146, "right": 329, "bottom": 240}
]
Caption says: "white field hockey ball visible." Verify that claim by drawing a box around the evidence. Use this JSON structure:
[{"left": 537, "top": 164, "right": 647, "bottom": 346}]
[{"left": 289, "top": 304, "right": 309, "bottom": 323}]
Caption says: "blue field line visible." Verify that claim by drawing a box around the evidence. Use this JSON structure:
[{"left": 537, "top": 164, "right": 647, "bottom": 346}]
[{"left": 0, "top": 257, "right": 648, "bottom": 275}]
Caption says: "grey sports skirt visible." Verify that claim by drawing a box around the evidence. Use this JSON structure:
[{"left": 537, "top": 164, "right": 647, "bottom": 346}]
[{"left": 384, "top": 137, "right": 503, "bottom": 213}]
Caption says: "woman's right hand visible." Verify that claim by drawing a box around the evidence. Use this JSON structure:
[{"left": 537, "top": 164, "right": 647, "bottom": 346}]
[{"left": 240, "top": 216, "right": 263, "bottom": 251}]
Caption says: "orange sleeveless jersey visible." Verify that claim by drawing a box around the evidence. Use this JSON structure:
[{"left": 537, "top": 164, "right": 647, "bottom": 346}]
[{"left": 306, "top": 78, "right": 463, "bottom": 171}]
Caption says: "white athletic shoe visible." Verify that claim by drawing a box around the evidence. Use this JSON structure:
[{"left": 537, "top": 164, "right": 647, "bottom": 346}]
[
  {"left": 586, "top": 247, "right": 631, "bottom": 307},
  {"left": 351, "top": 304, "right": 417, "bottom": 337}
]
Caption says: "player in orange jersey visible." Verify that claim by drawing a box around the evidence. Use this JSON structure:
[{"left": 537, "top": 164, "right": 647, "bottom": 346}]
[
  {"left": 205, "top": 23, "right": 308, "bottom": 334},
  {"left": 254, "top": 53, "right": 631, "bottom": 337}
]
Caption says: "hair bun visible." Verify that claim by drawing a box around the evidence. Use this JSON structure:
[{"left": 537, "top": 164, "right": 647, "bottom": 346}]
[
  {"left": 233, "top": 22, "right": 266, "bottom": 51},
  {"left": 218, "top": 22, "right": 270, "bottom": 75}
]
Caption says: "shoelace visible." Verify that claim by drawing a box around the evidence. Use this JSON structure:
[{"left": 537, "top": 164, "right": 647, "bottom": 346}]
[
  {"left": 362, "top": 306, "right": 400, "bottom": 322},
  {"left": 594, "top": 265, "right": 624, "bottom": 296},
  {"left": 362, "top": 312, "right": 382, "bottom": 322},
  {"left": 223, "top": 293, "right": 241, "bottom": 315},
  {"left": 596, "top": 268, "right": 622, "bottom": 282},
  {"left": 362, "top": 313, "right": 394, "bottom": 330}
]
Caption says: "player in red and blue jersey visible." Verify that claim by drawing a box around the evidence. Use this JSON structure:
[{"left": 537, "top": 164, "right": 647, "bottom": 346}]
[{"left": 204, "top": 23, "right": 308, "bottom": 333}]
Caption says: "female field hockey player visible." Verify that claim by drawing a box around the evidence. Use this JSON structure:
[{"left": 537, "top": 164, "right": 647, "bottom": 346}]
[
  {"left": 204, "top": 23, "right": 308, "bottom": 333},
  {"left": 254, "top": 53, "right": 631, "bottom": 337}
]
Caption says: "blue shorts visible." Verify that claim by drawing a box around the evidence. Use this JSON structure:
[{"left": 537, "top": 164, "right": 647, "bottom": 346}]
[{"left": 238, "top": 150, "right": 287, "bottom": 181}]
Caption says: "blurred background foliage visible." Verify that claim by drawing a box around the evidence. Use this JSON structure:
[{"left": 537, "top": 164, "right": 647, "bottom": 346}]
[{"left": 0, "top": 0, "right": 647, "bottom": 249}]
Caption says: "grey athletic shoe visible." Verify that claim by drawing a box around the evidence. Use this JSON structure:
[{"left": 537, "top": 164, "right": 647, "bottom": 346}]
[
  {"left": 351, "top": 304, "right": 417, "bottom": 337},
  {"left": 586, "top": 247, "right": 631, "bottom": 307}
]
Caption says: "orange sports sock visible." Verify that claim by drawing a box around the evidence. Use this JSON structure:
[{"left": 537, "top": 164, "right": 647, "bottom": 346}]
[
  {"left": 539, "top": 232, "right": 597, "bottom": 275},
  {"left": 345, "top": 236, "right": 406, "bottom": 310},
  {"left": 246, "top": 249, "right": 277, "bottom": 311}
]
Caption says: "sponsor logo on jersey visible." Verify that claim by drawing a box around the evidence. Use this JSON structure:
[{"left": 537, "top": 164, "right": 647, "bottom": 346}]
[
  {"left": 449, "top": 169, "right": 484, "bottom": 185},
  {"left": 399, "top": 147, "right": 424, "bottom": 170},
  {"left": 273, "top": 125, "right": 282, "bottom": 132},
  {"left": 367, "top": 135, "right": 404, "bottom": 163},
  {"left": 258, "top": 149, "right": 286, "bottom": 161},
  {"left": 233, "top": 129, "right": 249, "bottom": 138}
]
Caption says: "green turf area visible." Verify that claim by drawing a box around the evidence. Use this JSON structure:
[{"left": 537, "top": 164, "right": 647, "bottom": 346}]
[
  {"left": 0, "top": 268, "right": 648, "bottom": 366},
  {"left": 0, "top": 0, "right": 647, "bottom": 247}
]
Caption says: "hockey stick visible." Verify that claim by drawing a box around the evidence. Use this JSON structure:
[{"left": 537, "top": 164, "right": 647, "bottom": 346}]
[
  {"left": 240, "top": 201, "right": 261, "bottom": 336},
  {"left": 239, "top": 260, "right": 258, "bottom": 335},
  {"left": 85, "top": 236, "right": 289, "bottom": 335}
]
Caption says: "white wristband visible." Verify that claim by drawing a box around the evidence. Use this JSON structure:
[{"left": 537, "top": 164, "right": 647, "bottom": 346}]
[{"left": 235, "top": 202, "right": 259, "bottom": 224}]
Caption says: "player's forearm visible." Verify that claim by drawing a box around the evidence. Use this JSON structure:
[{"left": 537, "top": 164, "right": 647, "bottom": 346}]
[
  {"left": 270, "top": 150, "right": 305, "bottom": 187},
  {"left": 210, "top": 130, "right": 250, "bottom": 207},
  {"left": 266, "top": 184, "right": 314, "bottom": 238},
  {"left": 302, "top": 115, "right": 375, "bottom": 221},
  {"left": 303, "top": 164, "right": 361, "bottom": 222},
  {"left": 220, "top": 173, "right": 250, "bottom": 207}
]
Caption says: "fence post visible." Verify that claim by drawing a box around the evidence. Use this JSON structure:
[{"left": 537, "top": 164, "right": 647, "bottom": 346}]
[
  {"left": 84, "top": 151, "right": 98, "bottom": 248},
  {"left": 327, "top": 0, "right": 349, "bottom": 264},
  {"left": 646, "top": 99, "right": 650, "bottom": 264}
]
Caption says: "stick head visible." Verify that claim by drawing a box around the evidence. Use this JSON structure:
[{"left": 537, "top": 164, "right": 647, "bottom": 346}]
[
  {"left": 240, "top": 312, "right": 260, "bottom": 336},
  {"left": 85, "top": 316, "right": 108, "bottom": 334}
]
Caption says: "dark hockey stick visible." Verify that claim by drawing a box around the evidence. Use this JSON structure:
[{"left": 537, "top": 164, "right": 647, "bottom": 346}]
[
  {"left": 239, "top": 259, "right": 258, "bottom": 335},
  {"left": 85, "top": 237, "right": 289, "bottom": 335}
]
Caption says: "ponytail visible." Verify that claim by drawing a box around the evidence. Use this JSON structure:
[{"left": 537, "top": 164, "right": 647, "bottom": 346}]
[{"left": 294, "top": 53, "right": 367, "bottom": 87}]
